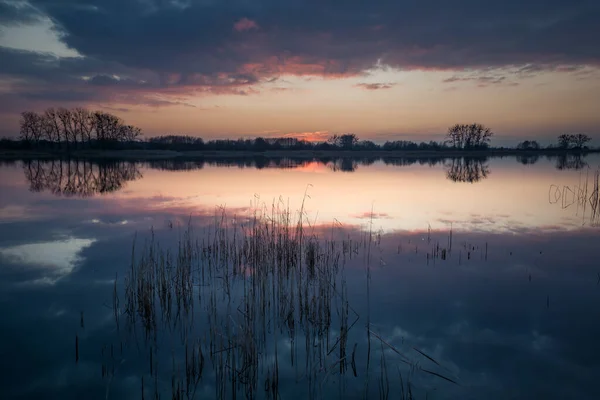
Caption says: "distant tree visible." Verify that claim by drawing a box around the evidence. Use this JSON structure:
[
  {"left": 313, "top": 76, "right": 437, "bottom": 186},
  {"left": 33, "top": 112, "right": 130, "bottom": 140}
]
[
  {"left": 557, "top": 134, "right": 573, "bottom": 149},
  {"left": 253, "top": 137, "right": 268, "bottom": 151},
  {"left": 356, "top": 140, "right": 378, "bottom": 150},
  {"left": 516, "top": 140, "right": 540, "bottom": 150},
  {"left": 446, "top": 123, "right": 493, "bottom": 149},
  {"left": 329, "top": 134, "right": 359, "bottom": 149},
  {"left": 571, "top": 133, "right": 591, "bottom": 149},
  {"left": 120, "top": 125, "right": 142, "bottom": 142}
]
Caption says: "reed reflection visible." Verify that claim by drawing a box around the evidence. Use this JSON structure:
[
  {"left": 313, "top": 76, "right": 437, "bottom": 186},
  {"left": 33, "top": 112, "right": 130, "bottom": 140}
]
[{"left": 548, "top": 167, "right": 600, "bottom": 226}]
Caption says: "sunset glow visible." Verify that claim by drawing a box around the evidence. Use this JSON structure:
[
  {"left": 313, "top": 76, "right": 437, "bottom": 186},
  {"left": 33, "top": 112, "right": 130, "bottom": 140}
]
[{"left": 1, "top": 1, "right": 599, "bottom": 145}]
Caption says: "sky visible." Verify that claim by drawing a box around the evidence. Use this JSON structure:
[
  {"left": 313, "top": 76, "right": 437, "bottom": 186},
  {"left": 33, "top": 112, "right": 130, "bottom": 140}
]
[{"left": 1, "top": 0, "right": 600, "bottom": 145}]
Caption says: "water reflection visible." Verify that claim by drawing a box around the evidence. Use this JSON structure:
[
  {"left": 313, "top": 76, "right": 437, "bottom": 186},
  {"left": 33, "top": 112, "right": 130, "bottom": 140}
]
[
  {"left": 23, "top": 159, "right": 141, "bottom": 197},
  {"left": 18, "top": 156, "right": 500, "bottom": 198},
  {"left": 444, "top": 157, "right": 490, "bottom": 183},
  {"left": 550, "top": 153, "right": 588, "bottom": 170},
  {"left": 516, "top": 154, "right": 540, "bottom": 165},
  {"left": 2, "top": 155, "right": 600, "bottom": 399},
  {"left": 548, "top": 168, "right": 600, "bottom": 226}
]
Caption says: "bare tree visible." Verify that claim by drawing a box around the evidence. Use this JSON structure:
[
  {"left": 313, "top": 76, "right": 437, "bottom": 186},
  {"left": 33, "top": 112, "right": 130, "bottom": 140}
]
[
  {"left": 516, "top": 140, "right": 541, "bottom": 150},
  {"left": 328, "top": 134, "right": 359, "bottom": 149},
  {"left": 43, "top": 108, "right": 62, "bottom": 146},
  {"left": 72, "top": 107, "right": 94, "bottom": 146},
  {"left": 19, "top": 111, "right": 43, "bottom": 146},
  {"left": 57, "top": 107, "right": 80, "bottom": 148},
  {"left": 18, "top": 107, "right": 143, "bottom": 150},
  {"left": 120, "top": 125, "right": 142, "bottom": 142},
  {"left": 572, "top": 133, "right": 591, "bottom": 149},
  {"left": 557, "top": 134, "right": 573, "bottom": 149},
  {"left": 446, "top": 124, "right": 493, "bottom": 149}
]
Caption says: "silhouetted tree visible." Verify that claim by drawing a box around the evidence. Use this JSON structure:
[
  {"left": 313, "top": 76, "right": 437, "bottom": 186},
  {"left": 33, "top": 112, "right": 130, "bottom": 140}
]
[
  {"left": 18, "top": 107, "right": 142, "bottom": 150},
  {"left": 19, "top": 111, "right": 42, "bottom": 146},
  {"left": 572, "top": 133, "right": 591, "bottom": 149},
  {"left": 446, "top": 124, "right": 493, "bottom": 149},
  {"left": 43, "top": 108, "right": 62, "bottom": 146},
  {"left": 557, "top": 134, "right": 574, "bottom": 149},
  {"left": 356, "top": 140, "right": 378, "bottom": 150},
  {"left": 329, "top": 134, "right": 359, "bottom": 149},
  {"left": 516, "top": 140, "right": 540, "bottom": 150}
]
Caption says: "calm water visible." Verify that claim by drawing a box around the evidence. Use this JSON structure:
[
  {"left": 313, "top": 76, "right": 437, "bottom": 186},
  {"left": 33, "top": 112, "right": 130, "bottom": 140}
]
[{"left": 0, "top": 154, "right": 599, "bottom": 399}]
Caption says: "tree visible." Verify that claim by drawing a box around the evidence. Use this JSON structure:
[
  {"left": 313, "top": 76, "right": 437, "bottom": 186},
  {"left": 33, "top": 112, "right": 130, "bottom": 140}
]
[
  {"left": 43, "top": 108, "right": 62, "bottom": 146},
  {"left": 328, "top": 134, "right": 359, "bottom": 149},
  {"left": 557, "top": 134, "right": 573, "bottom": 149},
  {"left": 19, "top": 111, "right": 43, "bottom": 146},
  {"left": 446, "top": 124, "right": 493, "bottom": 149},
  {"left": 356, "top": 140, "right": 378, "bottom": 150},
  {"left": 119, "top": 125, "right": 142, "bottom": 142},
  {"left": 58, "top": 107, "right": 83, "bottom": 149},
  {"left": 516, "top": 140, "right": 540, "bottom": 150},
  {"left": 572, "top": 133, "right": 591, "bottom": 149},
  {"left": 72, "top": 107, "right": 94, "bottom": 145}
]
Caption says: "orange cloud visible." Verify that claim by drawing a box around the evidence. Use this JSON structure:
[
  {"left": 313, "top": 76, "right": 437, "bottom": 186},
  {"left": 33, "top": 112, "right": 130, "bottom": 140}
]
[
  {"left": 234, "top": 18, "right": 259, "bottom": 32},
  {"left": 282, "top": 131, "right": 331, "bottom": 142}
]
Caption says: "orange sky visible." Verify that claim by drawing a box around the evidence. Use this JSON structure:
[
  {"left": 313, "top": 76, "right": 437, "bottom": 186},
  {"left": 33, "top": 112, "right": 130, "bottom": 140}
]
[{"left": 104, "top": 68, "right": 600, "bottom": 145}]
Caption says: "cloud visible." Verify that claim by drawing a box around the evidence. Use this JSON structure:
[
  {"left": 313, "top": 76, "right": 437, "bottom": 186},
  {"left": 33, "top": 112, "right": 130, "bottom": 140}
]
[
  {"left": 0, "top": 0, "right": 599, "bottom": 114},
  {"left": 281, "top": 130, "right": 331, "bottom": 142},
  {"left": 351, "top": 211, "right": 393, "bottom": 220},
  {"left": 0, "top": 237, "right": 95, "bottom": 285},
  {"left": 234, "top": 18, "right": 259, "bottom": 32},
  {"left": 99, "top": 105, "right": 131, "bottom": 113},
  {"left": 0, "top": 1, "right": 43, "bottom": 25},
  {"left": 442, "top": 72, "right": 523, "bottom": 87},
  {"left": 355, "top": 82, "right": 396, "bottom": 90}
]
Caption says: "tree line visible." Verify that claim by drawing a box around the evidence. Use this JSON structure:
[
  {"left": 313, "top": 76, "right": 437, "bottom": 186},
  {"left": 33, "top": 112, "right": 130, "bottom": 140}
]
[
  {"left": 18, "top": 108, "right": 142, "bottom": 149},
  {"left": 2, "top": 115, "right": 596, "bottom": 152}
]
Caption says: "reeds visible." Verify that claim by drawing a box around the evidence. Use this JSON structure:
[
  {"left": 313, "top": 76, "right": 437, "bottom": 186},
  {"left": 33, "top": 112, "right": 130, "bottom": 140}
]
[{"left": 108, "top": 198, "right": 460, "bottom": 399}]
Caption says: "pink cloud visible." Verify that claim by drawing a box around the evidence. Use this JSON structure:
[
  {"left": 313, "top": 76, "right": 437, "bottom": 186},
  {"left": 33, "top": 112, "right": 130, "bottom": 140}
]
[
  {"left": 282, "top": 131, "right": 331, "bottom": 142},
  {"left": 351, "top": 212, "right": 393, "bottom": 220},
  {"left": 234, "top": 18, "right": 259, "bottom": 32},
  {"left": 355, "top": 82, "right": 396, "bottom": 90}
]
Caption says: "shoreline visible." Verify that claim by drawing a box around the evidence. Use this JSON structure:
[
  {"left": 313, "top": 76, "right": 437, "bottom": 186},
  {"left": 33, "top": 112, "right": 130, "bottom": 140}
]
[{"left": 0, "top": 148, "right": 597, "bottom": 161}]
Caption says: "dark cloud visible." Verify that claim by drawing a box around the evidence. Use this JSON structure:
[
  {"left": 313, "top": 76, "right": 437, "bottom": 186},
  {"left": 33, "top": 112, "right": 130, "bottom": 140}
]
[
  {"left": 0, "top": 0, "right": 43, "bottom": 25},
  {"left": 0, "top": 0, "right": 599, "bottom": 111}
]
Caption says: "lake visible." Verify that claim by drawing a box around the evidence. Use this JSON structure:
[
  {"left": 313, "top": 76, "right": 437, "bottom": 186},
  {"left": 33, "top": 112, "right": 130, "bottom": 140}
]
[{"left": 1, "top": 154, "right": 599, "bottom": 399}]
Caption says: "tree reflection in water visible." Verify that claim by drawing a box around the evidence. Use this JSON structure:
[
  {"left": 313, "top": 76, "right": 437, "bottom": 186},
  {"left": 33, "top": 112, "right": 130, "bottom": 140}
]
[
  {"left": 551, "top": 154, "right": 588, "bottom": 171},
  {"left": 22, "top": 153, "right": 584, "bottom": 198},
  {"left": 516, "top": 154, "right": 540, "bottom": 165},
  {"left": 444, "top": 157, "right": 490, "bottom": 183},
  {"left": 23, "top": 159, "right": 142, "bottom": 197}
]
